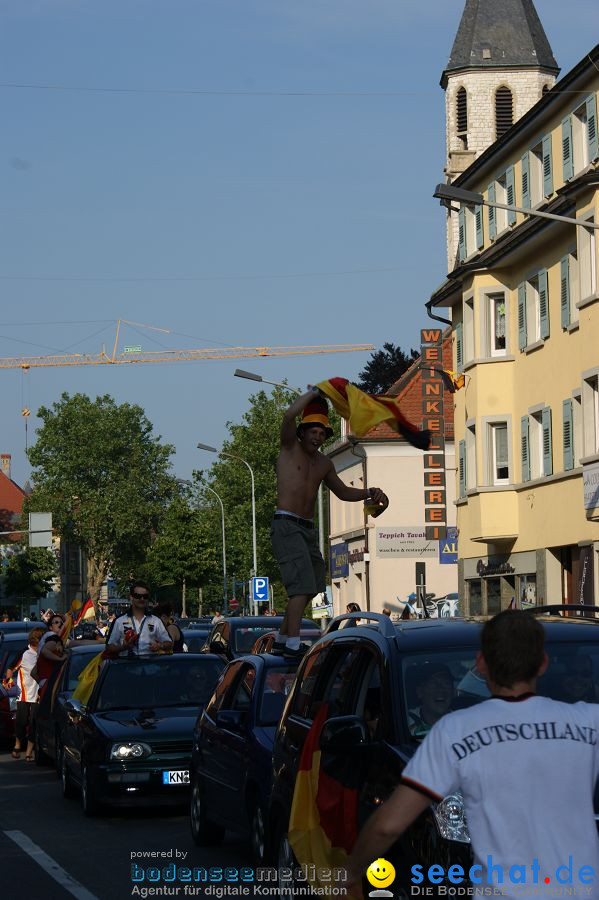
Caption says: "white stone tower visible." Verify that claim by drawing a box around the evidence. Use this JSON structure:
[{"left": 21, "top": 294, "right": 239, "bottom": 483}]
[{"left": 442, "top": 0, "right": 559, "bottom": 269}]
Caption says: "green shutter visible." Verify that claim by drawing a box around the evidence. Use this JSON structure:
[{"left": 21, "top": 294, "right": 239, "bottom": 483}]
[
  {"left": 560, "top": 256, "right": 570, "bottom": 329},
  {"left": 488, "top": 183, "right": 496, "bottom": 240},
  {"left": 518, "top": 283, "right": 527, "bottom": 350},
  {"left": 506, "top": 166, "right": 516, "bottom": 225},
  {"left": 542, "top": 135, "right": 553, "bottom": 197},
  {"left": 562, "top": 116, "right": 573, "bottom": 181},
  {"left": 542, "top": 407, "right": 553, "bottom": 476},
  {"left": 539, "top": 268, "right": 549, "bottom": 340},
  {"left": 521, "top": 153, "right": 530, "bottom": 208},
  {"left": 521, "top": 416, "right": 530, "bottom": 483},
  {"left": 563, "top": 399, "right": 574, "bottom": 471},
  {"left": 586, "top": 93, "right": 598, "bottom": 161},
  {"left": 458, "top": 208, "right": 466, "bottom": 261},
  {"left": 459, "top": 440, "right": 466, "bottom": 498},
  {"left": 455, "top": 322, "right": 463, "bottom": 371},
  {"left": 475, "top": 206, "right": 484, "bottom": 250}
]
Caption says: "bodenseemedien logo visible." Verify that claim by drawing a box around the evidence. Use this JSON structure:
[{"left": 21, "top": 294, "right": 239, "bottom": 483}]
[{"left": 367, "top": 858, "right": 396, "bottom": 897}]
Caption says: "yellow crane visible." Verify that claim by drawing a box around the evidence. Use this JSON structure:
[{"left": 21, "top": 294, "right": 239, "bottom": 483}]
[{"left": 1, "top": 319, "right": 374, "bottom": 369}]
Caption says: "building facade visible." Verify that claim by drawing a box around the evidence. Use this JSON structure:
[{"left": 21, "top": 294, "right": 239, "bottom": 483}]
[{"left": 430, "top": 36, "right": 599, "bottom": 613}]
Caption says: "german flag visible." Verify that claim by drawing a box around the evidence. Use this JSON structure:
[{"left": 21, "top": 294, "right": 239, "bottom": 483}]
[
  {"left": 72, "top": 650, "right": 109, "bottom": 706},
  {"left": 438, "top": 369, "right": 465, "bottom": 393},
  {"left": 288, "top": 705, "right": 361, "bottom": 891},
  {"left": 74, "top": 598, "right": 95, "bottom": 626},
  {"left": 317, "top": 378, "right": 431, "bottom": 450}
]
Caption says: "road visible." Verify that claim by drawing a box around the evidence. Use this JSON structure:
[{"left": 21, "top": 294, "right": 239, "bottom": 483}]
[{"left": 0, "top": 749, "right": 258, "bottom": 900}]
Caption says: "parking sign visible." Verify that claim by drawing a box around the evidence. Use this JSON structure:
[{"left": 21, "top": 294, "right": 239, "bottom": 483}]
[{"left": 251, "top": 576, "right": 269, "bottom": 602}]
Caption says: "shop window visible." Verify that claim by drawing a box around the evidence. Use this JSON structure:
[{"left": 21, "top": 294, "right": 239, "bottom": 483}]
[
  {"left": 486, "top": 578, "right": 502, "bottom": 615},
  {"left": 468, "top": 580, "right": 483, "bottom": 615},
  {"left": 520, "top": 574, "right": 537, "bottom": 605}
]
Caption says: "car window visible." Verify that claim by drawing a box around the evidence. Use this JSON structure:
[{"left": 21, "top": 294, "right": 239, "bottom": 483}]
[
  {"left": 234, "top": 627, "right": 272, "bottom": 653},
  {"left": 289, "top": 646, "right": 332, "bottom": 720},
  {"left": 67, "top": 650, "right": 103, "bottom": 692},
  {"left": 259, "top": 667, "right": 297, "bottom": 725},
  {"left": 205, "top": 662, "right": 241, "bottom": 718},
  {"left": 229, "top": 664, "right": 256, "bottom": 712},
  {"left": 95, "top": 658, "right": 224, "bottom": 710}
]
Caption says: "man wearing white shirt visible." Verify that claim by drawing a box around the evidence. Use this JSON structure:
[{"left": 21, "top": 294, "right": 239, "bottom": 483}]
[
  {"left": 12, "top": 627, "right": 45, "bottom": 760},
  {"left": 105, "top": 581, "right": 172, "bottom": 657}
]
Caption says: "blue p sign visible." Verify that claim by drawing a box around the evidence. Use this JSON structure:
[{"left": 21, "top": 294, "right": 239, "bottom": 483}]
[{"left": 252, "top": 577, "right": 269, "bottom": 601}]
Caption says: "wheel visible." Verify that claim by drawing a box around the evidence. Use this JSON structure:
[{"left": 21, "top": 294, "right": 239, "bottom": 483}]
[
  {"left": 60, "top": 749, "right": 76, "bottom": 799},
  {"left": 190, "top": 778, "right": 225, "bottom": 846},
  {"left": 249, "top": 800, "right": 267, "bottom": 865},
  {"left": 81, "top": 763, "right": 100, "bottom": 816}
]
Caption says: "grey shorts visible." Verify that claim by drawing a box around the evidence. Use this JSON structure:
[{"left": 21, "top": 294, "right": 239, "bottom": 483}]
[{"left": 271, "top": 517, "right": 326, "bottom": 598}]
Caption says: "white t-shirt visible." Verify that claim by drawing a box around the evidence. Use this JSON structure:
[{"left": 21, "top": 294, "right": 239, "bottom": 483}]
[
  {"left": 17, "top": 647, "right": 39, "bottom": 703},
  {"left": 403, "top": 695, "right": 599, "bottom": 897},
  {"left": 107, "top": 613, "right": 170, "bottom": 656}
]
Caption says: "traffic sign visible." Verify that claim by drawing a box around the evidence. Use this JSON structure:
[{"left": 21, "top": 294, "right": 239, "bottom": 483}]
[{"left": 251, "top": 576, "right": 269, "bottom": 602}]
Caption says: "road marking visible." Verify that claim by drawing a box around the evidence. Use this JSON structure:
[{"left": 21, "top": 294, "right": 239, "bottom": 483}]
[{"left": 3, "top": 830, "right": 100, "bottom": 900}]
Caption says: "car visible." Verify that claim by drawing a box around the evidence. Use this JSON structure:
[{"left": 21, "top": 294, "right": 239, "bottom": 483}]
[
  {"left": 0, "top": 620, "right": 43, "bottom": 634},
  {"left": 60, "top": 652, "right": 225, "bottom": 816},
  {"left": 251, "top": 628, "right": 322, "bottom": 655},
  {"left": 0, "top": 632, "right": 31, "bottom": 747},
  {"left": 71, "top": 622, "right": 105, "bottom": 642},
  {"left": 182, "top": 628, "right": 211, "bottom": 653},
  {"left": 203, "top": 616, "right": 315, "bottom": 661},
  {"left": 35, "top": 643, "right": 105, "bottom": 769},
  {"left": 269, "top": 609, "right": 599, "bottom": 894},
  {"left": 177, "top": 617, "right": 213, "bottom": 630},
  {"left": 190, "top": 653, "right": 299, "bottom": 862}
]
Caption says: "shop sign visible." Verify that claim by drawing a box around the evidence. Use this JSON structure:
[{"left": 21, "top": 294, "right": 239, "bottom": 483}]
[
  {"left": 583, "top": 462, "right": 599, "bottom": 511},
  {"left": 439, "top": 527, "right": 458, "bottom": 564},
  {"left": 330, "top": 542, "right": 349, "bottom": 579},
  {"left": 476, "top": 558, "right": 515, "bottom": 577},
  {"left": 376, "top": 526, "right": 437, "bottom": 558},
  {"left": 579, "top": 546, "right": 594, "bottom": 606}
]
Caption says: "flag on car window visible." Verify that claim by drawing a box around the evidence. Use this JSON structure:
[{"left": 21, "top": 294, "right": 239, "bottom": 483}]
[
  {"left": 317, "top": 377, "right": 431, "bottom": 449},
  {"left": 72, "top": 650, "right": 108, "bottom": 705},
  {"left": 288, "top": 704, "right": 360, "bottom": 891}
]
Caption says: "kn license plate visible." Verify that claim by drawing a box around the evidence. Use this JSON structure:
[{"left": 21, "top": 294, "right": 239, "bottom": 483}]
[{"left": 162, "top": 770, "right": 190, "bottom": 785}]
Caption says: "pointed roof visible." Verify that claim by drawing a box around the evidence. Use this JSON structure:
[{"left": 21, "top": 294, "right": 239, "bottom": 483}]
[{"left": 441, "top": 0, "right": 559, "bottom": 87}]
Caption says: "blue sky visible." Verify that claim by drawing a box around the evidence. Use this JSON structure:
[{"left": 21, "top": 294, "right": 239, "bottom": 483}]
[{"left": 1, "top": 0, "right": 594, "bottom": 485}]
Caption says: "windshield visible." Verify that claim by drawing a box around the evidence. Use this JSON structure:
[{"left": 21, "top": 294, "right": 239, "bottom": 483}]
[
  {"left": 95, "top": 658, "right": 224, "bottom": 711},
  {"left": 402, "top": 642, "right": 599, "bottom": 739},
  {"left": 67, "top": 650, "right": 104, "bottom": 691},
  {"left": 234, "top": 627, "right": 272, "bottom": 653},
  {"left": 258, "top": 667, "right": 297, "bottom": 725}
]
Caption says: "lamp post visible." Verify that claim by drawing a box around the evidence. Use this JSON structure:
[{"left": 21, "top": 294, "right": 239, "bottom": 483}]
[
  {"left": 197, "top": 443, "right": 258, "bottom": 614},
  {"left": 433, "top": 183, "right": 599, "bottom": 230},
  {"left": 204, "top": 486, "right": 227, "bottom": 616},
  {"left": 234, "top": 369, "right": 326, "bottom": 559}
]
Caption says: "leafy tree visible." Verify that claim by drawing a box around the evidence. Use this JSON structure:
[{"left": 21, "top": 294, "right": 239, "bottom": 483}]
[
  {"left": 4, "top": 547, "right": 58, "bottom": 601},
  {"left": 357, "top": 342, "right": 418, "bottom": 394},
  {"left": 25, "top": 393, "right": 176, "bottom": 610}
]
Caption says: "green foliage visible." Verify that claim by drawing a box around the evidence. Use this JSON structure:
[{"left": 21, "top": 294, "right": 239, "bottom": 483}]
[
  {"left": 4, "top": 547, "right": 58, "bottom": 600},
  {"left": 25, "top": 392, "right": 176, "bottom": 601},
  {"left": 357, "top": 342, "right": 419, "bottom": 394}
]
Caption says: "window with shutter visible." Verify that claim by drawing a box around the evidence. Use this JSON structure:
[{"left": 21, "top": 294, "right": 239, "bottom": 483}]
[
  {"left": 458, "top": 208, "right": 466, "bottom": 262},
  {"left": 488, "top": 183, "right": 496, "bottom": 240},
  {"left": 586, "top": 93, "right": 598, "bottom": 161},
  {"left": 490, "top": 422, "right": 510, "bottom": 485},
  {"left": 562, "top": 115, "right": 573, "bottom": 180},
  {"left": 518, "top": 283, "right": 527, "bottom": 350},
  {"left": 539, "top": 269, "right": 549, "bottom": 340},
  {"left": 506, "top": 166, "right": 516, "bottom": 226},
  {"left": 456, "top": 88, "right": 468, "bottom": 144},
  {"left": 455, "top": 322, "right": 463, "bottom": 371},
  {"left": 542, "top": 135, "right": 553, "bottom": 197},
  {"left": 459, "top": 440, "right": 466, "bottom": 499},
  {"left": 475, "top": 206, "right": 483, "bottom": 250},
  {"left": 542, "top": 407, "right": 553, "bottom": 477},
  {"left": 495, "top": 87, "right": 513, "bottom": 139},
  {"left": 560, "top": 256, "right": 570, "bottom": 329},
  {"left": 521, "top": 416, "right": 530, "bottom": 483},
  {"left": 521, "top": 153, "right": 530, "bottom": 208},
  {"left": 563, "top": 399, "right": 574, "bottom": 471}
]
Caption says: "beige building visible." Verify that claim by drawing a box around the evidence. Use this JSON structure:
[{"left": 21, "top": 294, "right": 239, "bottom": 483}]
[
  {"left": 327, "top": 346, "right": 457, "bottom": 617},
  {"left": 429, "top": 16, "right": 599, "bottom": 613}
]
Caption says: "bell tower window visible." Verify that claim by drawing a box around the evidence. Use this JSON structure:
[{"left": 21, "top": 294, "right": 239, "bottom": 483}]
[
  {"left": 495, "top": 86, "right": 513, "bottom": 138},
  {"left": 456, "top": 87, "right": 468, "bottom": 148}
]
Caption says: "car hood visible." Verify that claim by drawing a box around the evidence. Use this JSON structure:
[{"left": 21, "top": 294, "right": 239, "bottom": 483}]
[{"left": 92, "top": 705, "right": 202, "bottom": 739}]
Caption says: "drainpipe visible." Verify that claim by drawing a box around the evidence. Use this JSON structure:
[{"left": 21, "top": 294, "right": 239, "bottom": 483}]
[
  {"left": 426, "top": 298, "right": 452, "bottom": 327},
  {"left": 349, "top": 438, "right": 370, "bottom": 611}
]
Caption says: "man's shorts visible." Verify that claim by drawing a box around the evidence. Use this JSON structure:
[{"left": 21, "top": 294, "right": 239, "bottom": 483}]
[{"left": 271, "top": 517, "right": 326, "bottom": 598}]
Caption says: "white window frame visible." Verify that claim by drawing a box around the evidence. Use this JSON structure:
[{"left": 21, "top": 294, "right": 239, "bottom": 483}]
[
  {"left": 528, "top": 409, "right": 544, "bottom": 480},
  {"left": 483, "top": 290, "right": 508, "bottom": 357},
  {"left": 464, "top": 207, "right": 477, "bottom": 260},
  {"left": 463, "top": 294, "right": 475, "bottom": 363},
  {"left": 484, "top": 417, "right": 512, "bottom": 486},
  {"left": 583, "top": 372, "right": 599, "bottom": 458},
  {"left": 529, "top": 141, "right": 544, "bottom": 207},
  {"left": 568, "top": 248, "right": 580, "bottom": 324},
  {"left": 572, "top": 103, "right": 589, "bottom": 174},
  {"left": 578, "top": 216, "right": 597, "bottom": 303},
  {"left": 573, "top": 390, "right": 582, "bottom": 467},
  {"left": 526, "top": 275, "right": 541, "bottom": 344},
  {"left": 466, "top": 421, "right": 477, "bottom": 491}
]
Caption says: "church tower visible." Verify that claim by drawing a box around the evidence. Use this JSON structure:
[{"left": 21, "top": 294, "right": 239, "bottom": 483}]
[{"left": 442, "top": 0, "right": 559, "bottom": 268}]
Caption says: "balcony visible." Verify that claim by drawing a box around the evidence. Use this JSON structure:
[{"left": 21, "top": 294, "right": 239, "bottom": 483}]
[{"left": 465, "top": 490, "right": 519, "bottom": 543}]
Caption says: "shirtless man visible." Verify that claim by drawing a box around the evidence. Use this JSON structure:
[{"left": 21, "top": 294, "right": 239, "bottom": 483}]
[{"left": 271, "top": 388, "right": 388, "bottom": 658}]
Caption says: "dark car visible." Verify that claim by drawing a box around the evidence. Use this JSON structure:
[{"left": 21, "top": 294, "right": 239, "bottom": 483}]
[
  {"left": 251, "top": 628, "right": 321, "bottom": 655},
  {"left": 182, "top": 628, "right": 211, "bottom": 653},
  {"left": 190, "top": 653, "right": 299, "bottom": 862},
  {"left": 60, "top": 652, "right": 225, "bottom": 815},
  {"left": 178, "top": 617, "right": 213, "bottom": 630},
  {"left": 35, "top": 643, "right": 105, "bottom": 769},
  {"left": 0, "top": 632, "right": 31, "bottom": 747},
  {"left": 269, "top": 610, "right": 599, "bottom": 894},
  {"left": 203, "top": 616, "right": 315, "bottom": 661},
  {"left": 0, "top": 621, "right": 42, "bottom": 634}
]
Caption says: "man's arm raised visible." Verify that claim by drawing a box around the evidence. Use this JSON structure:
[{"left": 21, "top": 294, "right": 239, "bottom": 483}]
[{"left": 280, "top": 386, "right": 322, "bottom": 447}]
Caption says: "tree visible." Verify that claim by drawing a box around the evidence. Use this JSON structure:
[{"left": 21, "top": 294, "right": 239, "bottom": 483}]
[
  {"left": 25, "top": 393, "right": 176, "bottom": 610},
  {"left": 357, "top": 342, "right": 418, "bottom": 395},
  {"left": 4, "top": 547, "right": 58, "bottom": 601}
]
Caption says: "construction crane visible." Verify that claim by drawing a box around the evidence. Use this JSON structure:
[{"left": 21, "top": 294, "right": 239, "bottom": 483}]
[{"left": 0, "top": 320, "right": 374, "bottom": 369}]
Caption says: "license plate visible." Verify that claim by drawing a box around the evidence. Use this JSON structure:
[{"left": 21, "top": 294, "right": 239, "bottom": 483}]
[{"left": 162, "top": 770, "right": 190, "bottom": 785}]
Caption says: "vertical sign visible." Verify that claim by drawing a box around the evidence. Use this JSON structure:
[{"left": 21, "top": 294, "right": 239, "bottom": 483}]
[{"left": 421, "top": 329, "right": 447, "bottom": 540}]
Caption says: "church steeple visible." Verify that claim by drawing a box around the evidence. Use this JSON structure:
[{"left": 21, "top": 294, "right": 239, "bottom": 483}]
[{"left": 441, "top": 0, "right": 559, "bottom": 89}]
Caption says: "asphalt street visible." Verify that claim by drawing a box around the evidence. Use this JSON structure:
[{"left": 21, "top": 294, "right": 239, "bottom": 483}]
[{"left": 0, "top": 749, "right": 258, "bottom": 900}]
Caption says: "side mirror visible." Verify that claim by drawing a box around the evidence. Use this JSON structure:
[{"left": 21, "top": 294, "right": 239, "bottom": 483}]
[
  {"left": 66, "top": 698, "right": 86, "bottom": 721},
  {"left": 215, "top": 709, "right": 245, "bottom": 731},
  {"left": 320, "top": 715, "right": 368, "bottom": 752}
]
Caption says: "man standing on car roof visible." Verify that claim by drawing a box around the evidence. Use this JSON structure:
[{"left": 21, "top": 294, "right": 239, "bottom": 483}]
[
  {"left": 105, "top": 581, "right": 172, "bottom": 657},
  {"left": 272, "top": 389, "right": 388, "bottom": 659},
  {"left": 345, "top": 610, "right": 599, "bottom": 897}
]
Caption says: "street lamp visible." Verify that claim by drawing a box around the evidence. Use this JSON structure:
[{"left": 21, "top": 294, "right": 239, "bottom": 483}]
[
  {"left": 433, "top": 183, "right": 599, "bottom": 230},
  {"left": 197, "top": 443, "right": 258, "bottom": 613},
  {"left": 233, "top": 369, "right": 325, "bottom": 559},
  {"left": 204, "top": 486, "right": 227, "bottom": 616}
]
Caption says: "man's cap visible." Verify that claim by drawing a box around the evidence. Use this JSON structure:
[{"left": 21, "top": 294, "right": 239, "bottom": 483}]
[{"left": 298, "top": 397, "right": 333, "bottom": 438}]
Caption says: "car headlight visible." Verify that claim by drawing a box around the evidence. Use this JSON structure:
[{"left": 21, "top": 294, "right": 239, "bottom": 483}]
[
  {"left": 110, "top": 742, "right": 152, "bottom": 760},
  {"left": 433, "top": 791, "right": 471, "bottom": 843}
]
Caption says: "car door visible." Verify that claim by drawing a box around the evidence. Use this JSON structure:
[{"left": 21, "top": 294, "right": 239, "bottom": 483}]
[{"left": 200, "top": 660, "right": 245, "bottom": 814}]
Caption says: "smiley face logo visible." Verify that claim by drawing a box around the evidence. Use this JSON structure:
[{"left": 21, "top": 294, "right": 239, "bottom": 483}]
[{"left": 366, "top": 858, "right": 396, "bottom": 890}]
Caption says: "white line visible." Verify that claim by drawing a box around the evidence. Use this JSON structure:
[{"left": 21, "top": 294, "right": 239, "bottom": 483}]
[{"left": 3, "top": 830, "right": 100, "bottom": 900}]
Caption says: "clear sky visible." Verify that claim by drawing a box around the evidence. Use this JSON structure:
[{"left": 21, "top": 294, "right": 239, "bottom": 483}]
[{"left": 1, "top": 0, "right": 595, "bottom": 485}]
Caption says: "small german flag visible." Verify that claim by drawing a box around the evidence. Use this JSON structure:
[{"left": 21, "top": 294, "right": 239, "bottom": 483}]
[{"left": 438, "top": 369, "right": 465, "bottom": 393}]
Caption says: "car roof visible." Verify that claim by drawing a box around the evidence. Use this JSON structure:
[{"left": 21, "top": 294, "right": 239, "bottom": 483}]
[
  {"left": 105, "top": 652, "right": 224, "bottom": 664},
  {"left": 223, "top": 616, "right": 313, "bottom": 626},
  {"left": 234, "top": 652, "right": 302, "bottom": 669},
  {"left": 68, "top": 643, "right": 105, "bottom": 654}
]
